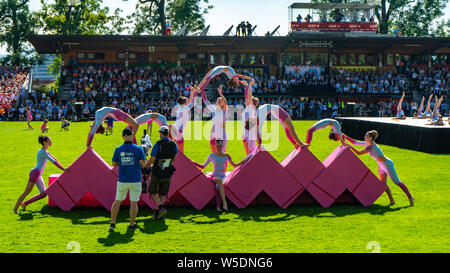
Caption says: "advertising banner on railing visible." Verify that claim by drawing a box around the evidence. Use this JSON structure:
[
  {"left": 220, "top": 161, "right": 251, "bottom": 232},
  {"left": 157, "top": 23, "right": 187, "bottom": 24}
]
[
  {"left": 291, "top": 22, "right": 377, "bottom": 32},
  {"left": 285, "top": 65, "right": 321, "bottom": 77}
]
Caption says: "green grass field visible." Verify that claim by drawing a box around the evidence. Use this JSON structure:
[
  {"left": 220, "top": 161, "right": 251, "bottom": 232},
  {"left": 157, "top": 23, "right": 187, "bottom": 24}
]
[{"left": 0, "top": 120, "right": 449, "bottom": 253}]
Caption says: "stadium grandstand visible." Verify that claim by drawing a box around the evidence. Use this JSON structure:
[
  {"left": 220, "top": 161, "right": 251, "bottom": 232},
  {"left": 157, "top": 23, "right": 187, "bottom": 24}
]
[{"left": 1, "top": 2, "right": 448, "bottom": 123}]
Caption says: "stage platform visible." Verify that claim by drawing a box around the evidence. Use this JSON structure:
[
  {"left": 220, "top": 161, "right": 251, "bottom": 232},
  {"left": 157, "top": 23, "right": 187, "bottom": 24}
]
[{"left": 336, "top": 117, "right": 450, "bottom": 154}]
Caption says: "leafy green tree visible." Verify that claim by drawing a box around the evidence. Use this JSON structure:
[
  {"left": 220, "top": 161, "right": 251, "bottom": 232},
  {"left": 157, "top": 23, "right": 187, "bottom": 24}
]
[
  {"left": 127, "top": 0, "right": 213, "bottom": 35},
  {"left": 0, "top": 0, "right": 39, "bottom": 65},
  {"left": 37, "top": 0, "right": 111, "bottom": 35},
  {"left": 390, "top": 0, "right": 449, "bottom": 36}
]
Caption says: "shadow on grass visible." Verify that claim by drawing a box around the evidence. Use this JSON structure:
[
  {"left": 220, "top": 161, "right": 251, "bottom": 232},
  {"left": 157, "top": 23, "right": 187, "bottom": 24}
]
[
  {"left": 37, "top": 202, "right": 409, "bottom": 227},
  {"left": 97, "top": 229, "right": 136, "bottom": 247},
  {"left": 17, "top": 211, "right": 35, "bottom": 221}
]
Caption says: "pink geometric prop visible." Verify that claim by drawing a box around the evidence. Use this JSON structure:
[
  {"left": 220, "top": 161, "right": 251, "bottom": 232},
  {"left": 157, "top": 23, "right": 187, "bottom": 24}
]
[
  {"left": 350, "top": 170, "right": 386, "bottom": 207},
  {"left": 46, "top": 148, "right": 118, "bottom": 211},
  {"left": 46, "top": 179, "right": 76, "bottom": 211},
  {"left": 46, "top": 144, "right": 385, "bottom": 211},
  {"left": 282, "top": 147, "right": 344, "bottom": 207},
  {"left": 224, "top": 146, "right": 303, "bottom": 209},
  {"left": 322, "top": 146, "right": 385, "bottom": 206},
  {"left": 167, "top": 151, "right": 217, "bottom": 210},
  {"left": 323, "top": 146, "right": 369, "bottom": 192}
]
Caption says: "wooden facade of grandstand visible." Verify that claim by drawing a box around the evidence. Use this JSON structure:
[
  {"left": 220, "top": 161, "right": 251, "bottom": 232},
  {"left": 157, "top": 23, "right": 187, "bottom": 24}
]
[{"left": 27, "top": 34, "right": 450, "bottom": 76}]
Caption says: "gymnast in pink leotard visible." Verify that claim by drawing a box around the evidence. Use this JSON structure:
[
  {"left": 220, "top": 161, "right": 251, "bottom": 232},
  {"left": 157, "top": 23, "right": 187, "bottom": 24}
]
[
  {"left": 343, "top": 131, "right": 414, "bottom": 206},
  {"left": 26, "top": 106, "right": 33, "bottom": 130},
  {"left": 87, "top": 107, "right": 138, "bottom": 148},
  {"left": 13, "top": 136, "right": 70, "bottom": 214}
]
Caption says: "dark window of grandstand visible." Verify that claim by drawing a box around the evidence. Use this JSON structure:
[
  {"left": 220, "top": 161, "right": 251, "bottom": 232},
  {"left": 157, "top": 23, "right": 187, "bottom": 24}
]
[
  {"left": 349, "top": 54, "right": 356, "bottom": 65},
  {"left": 188, "top": 53, "right": 197, "bottom": 59},
  {"left": 283, "top": 53, "right": 303, "bottom": 65},
  {"left": 432, "top": 55, "right": 449, "bottom": 65},
  {"left": 331, "top": 54, "right": 337, "bottom": 66},
  {"left": 305, "top": 53, "right": 328, "bottom": 65},
  {"left": 340, "top": 54, "right": 347, "bottom": 65},
  {"left": 239, "top": 54, "right": 247, "bottom": 65},
  {"left": 358, "top": 54, "right": 366, "bottom": 65},
  {"left": 367, "top": 54, "right": 376, "bottom": 66},
  {"left": 231, "top": 53, "right": 237, "bottom": 65},
  {"left": 420, "top": 54, "right": 429, "bottom": 65},
  {"left": 386, "top": 54, "right": 394, "bottom": 65},
  {"left": 219, "top": 54, "right": 227, "bottom": 65},
  {"left": 86, "top": 53, "right": 105, "bottom": 60},
  {"left": 77, "top": 52, "right": 85, "bottom": 59},
  {"left": 210, "top": 53, "right": 215, "bottom": 64},
  {"left": 269, "top": 53, "right": 277, "bottom": 65}
]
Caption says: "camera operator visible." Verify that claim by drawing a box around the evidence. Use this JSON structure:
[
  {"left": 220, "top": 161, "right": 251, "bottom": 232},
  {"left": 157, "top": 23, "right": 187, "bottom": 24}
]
[{"left": 146, "top": 126, "right": 177, "bottom": 220}]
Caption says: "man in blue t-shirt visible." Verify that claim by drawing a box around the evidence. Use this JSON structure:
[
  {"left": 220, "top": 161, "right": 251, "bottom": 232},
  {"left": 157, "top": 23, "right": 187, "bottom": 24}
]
[{"left": 109, "top": 127, "right": 146, "bottom": 231}]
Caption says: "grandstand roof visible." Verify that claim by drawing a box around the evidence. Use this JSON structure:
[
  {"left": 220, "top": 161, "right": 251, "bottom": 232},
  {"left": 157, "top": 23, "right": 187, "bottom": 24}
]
[
  {"left": 288, "top": 3, "right": 378, "bottom": 10},
  {"left": 27, "top": 34, "right": 450, "bottom": 55}
]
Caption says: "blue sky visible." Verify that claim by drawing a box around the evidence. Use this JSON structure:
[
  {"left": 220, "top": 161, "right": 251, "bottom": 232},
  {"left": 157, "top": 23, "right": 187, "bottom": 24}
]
[{"left": 1, "top": 0, "right": 449, "bottom": 55}]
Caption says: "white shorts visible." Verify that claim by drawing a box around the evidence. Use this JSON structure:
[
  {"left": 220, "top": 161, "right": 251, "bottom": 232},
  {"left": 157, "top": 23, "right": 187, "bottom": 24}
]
[{"left": 115, "top": 182, "right": 142, "bottom": 202}]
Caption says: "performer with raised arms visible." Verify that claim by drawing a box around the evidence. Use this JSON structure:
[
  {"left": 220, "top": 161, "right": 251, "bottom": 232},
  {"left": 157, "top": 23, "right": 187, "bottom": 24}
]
[
  {"left": 168, "top": 85, "right": 197, "bottom": 153},
  {"left": 198, "top": 84, "right": 229, "bottom": 153},
  {"left": 241, "top": 78, "right": 259, "bottom": 155},
  {"left": 343, "top": 131, "right": 414, "bottom": 206},
  {"left": 13, "top": 136, "right": 70, "bottom": 214},
  {"left": 86, "top": 106, "right": 138, "bottom": 148},
  {"left": 305, "top": 118, "right": 345, "bottom": 145}
]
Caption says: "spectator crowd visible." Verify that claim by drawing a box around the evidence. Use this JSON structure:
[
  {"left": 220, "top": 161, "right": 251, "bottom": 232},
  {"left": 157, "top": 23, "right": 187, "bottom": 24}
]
[{"left": 0, "top": 63, "right": 448, "bottom": 122}]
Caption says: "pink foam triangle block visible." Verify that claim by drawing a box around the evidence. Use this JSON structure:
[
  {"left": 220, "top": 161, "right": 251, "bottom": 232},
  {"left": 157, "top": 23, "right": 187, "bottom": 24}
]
[
  {"left": 53, "top": 148, "right": 104, "bottom": 203},
  {"left": 258, "top": 152, "right": 303, "bottom": 208},
  {"left": 323, "top": 146, "right": 371, "bottom": 192},
  {"left": 312, "top": 166, "right": 346, "bottom": 200},
  {"left": 167, "top": 151, "right": 204, "bottom": 197},
  {"left": 306, "top": 182, "right": 335, "bottom": 208},
  {"left": 351, "top": 170, "right": 386, "bottom": 207},
  {"left": 111, "top": 166, "right": 118, "bottom": 177},
  {"left": 48, "top": 174, "right": 60, "bottom": 206},
  {"left": 45, "top": 181, "right": 76, "bottom": 211},
  {"left": 54, "top": 148, "right": 119, "bottom": 210},
  {"left": 224, "top": 146, "right": 302, "bottom": 209},
  {"left": 281, "top": 147, "right": 325, "bottom": 188},
  {"left": 224, "top": 148, "right": 269, "bottom": 208},
  {"left": 76, "top": 192, "right": 103, "bottom": 207},
  {"left": 178, "top": 174, "right": 216, "bottom": 210}
]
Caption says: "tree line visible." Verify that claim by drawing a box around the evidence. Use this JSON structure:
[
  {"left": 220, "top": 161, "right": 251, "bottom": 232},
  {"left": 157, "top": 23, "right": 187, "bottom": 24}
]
[{"left": 0, "top": 0, "right": 213, "bottom": 65}]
